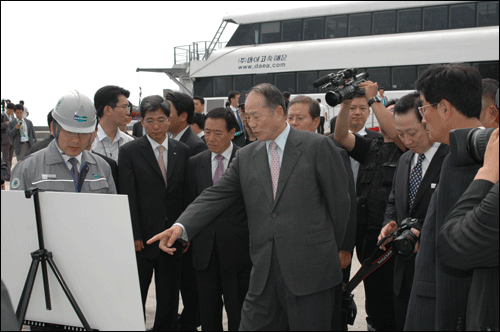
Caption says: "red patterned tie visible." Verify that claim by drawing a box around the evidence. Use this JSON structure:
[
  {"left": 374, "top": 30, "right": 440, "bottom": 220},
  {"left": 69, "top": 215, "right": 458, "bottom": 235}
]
[
  {"left": 269, "top": 142, "right": 280, "bottom": 199},
  {"left": 157, "top": 146, "right": 167, "bottom": 186}
]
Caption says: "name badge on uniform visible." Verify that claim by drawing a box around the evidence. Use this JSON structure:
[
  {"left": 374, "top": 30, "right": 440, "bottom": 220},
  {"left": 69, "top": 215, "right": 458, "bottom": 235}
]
[{"left": 42, "top": 174, "right": 57, "bottom": 180}]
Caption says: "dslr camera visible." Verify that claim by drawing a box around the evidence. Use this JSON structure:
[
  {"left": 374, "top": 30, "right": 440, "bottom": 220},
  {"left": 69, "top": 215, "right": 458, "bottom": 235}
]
[
  {"left": 449, "top": 128, "right": 495, "bottom": 167},
  {"left": 391, "top": 218, "right": 423, "bottom": 261},
  {"left": 312, "top": 68, "right": 369, "bottom": 107}
]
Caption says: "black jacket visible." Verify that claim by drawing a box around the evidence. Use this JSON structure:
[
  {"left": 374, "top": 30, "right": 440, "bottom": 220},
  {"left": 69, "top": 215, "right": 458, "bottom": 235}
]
[{"left": 437, "top": 180, "right": 499, "bottom": 331}]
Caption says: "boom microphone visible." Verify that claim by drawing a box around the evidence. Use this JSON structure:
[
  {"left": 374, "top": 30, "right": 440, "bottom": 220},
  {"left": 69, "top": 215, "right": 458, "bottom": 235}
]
[{"left": 313, "top": 73, "right": 334, "bottom": 88}]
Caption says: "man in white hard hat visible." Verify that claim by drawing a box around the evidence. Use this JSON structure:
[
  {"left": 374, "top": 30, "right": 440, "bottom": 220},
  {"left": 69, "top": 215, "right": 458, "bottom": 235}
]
[{"left": 10, "top": 91, "right": 116, "bottom": 193}]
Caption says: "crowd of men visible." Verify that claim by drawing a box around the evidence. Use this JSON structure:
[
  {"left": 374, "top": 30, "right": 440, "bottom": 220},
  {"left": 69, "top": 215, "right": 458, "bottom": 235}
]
[{"left": 1, "top": 63, "right": 499, "bottom": 331}]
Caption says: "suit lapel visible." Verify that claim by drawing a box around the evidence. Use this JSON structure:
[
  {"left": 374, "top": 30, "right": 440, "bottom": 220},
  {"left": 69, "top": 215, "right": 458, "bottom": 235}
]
[
  {"left": 167, "top": 139, "right": 177, "bottom": 180},
  {"left": 139, "top": 136, "right": 164, "bottom": 179},
  {"left": 273, "top": 131, "right": 301, "bottom": 207},
  {"left": 252, "top": 142, "right": 274, "bottom": 208},
  {"left": 200, "top": 150, "right": 213, "bottom": 188}
]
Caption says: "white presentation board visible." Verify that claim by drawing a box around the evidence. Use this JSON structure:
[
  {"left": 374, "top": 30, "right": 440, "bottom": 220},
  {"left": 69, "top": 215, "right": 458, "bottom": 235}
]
[{"left": 1, "top": 191, "right": 144, "bottom": 331}]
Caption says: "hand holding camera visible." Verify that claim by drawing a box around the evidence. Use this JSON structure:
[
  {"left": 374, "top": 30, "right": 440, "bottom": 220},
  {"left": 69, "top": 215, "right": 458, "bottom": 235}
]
[{"left": 377, "top": 218, "right": 423, "bottom": 260}]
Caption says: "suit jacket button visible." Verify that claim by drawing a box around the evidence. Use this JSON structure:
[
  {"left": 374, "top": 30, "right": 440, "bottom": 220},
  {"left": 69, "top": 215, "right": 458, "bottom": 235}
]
[{"left": 271, "top": 213, "right": 277, "bottom": 218}]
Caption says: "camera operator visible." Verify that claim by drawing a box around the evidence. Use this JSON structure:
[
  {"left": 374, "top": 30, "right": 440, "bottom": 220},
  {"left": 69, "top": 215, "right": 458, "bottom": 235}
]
[
  {"left": 436, "top": 128, "right": 499, "bottom": 330},
  {"left": 404, "top": 63, "right": 484, "bottom": 331},
  {"left": 334, "top": 81, "right": 406, "bottom": 331},
  {"left": 377, "top": 92, "right": 449, "bottom": 330}
]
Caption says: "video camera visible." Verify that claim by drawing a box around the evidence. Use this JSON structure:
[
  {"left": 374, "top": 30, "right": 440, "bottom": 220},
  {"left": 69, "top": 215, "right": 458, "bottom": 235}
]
[{"left": 312, "top": 68, "right": 369, "bottom": 107}]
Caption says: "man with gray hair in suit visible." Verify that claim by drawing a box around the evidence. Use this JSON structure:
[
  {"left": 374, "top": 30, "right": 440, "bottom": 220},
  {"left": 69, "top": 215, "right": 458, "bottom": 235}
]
[{"left": 149, "top": 83, "right": 350, "bottom": 331}]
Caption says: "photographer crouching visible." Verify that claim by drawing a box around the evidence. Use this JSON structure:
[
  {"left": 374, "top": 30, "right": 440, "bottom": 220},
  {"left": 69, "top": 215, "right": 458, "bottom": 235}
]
[{"left": 436, "top": 127, "right": 499, "bottom": 331}]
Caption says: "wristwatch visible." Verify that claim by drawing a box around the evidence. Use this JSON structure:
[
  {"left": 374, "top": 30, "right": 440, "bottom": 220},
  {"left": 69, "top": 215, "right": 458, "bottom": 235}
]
[{"left": 368, "top": 95, "right": 383, "bottom": 107}]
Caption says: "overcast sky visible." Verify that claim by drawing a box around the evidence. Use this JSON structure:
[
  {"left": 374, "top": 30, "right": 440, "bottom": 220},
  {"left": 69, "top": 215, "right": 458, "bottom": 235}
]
[{"left": 1, "top": 1, "right": 326, "bottom": 127}]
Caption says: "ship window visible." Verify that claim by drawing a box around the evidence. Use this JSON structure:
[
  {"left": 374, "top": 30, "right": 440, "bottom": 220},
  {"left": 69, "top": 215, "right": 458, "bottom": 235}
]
[
  {"left": 325, "top": 15, "right": 347, "bottom": 38},
  {"left": 392, "top": 66, "right": 417, "bottom": 90},
  {"left": 423, "top": 6, "right": 448, "bottom": 31},
  {"left": 450, "top": 3, "right": 476, "bottom": 29},
  {"left": 234, "top": 75, "right": 253, "bottom": 93},
  {"left": 473, "top": 61, "right": 499, "bottom": 81},
  {"left": 418, "top": 65, "right": 430, "bottom": 79},
  {"left": 276, "top": 73, "right": 296, "bottom": 94},
  {"left": 297, "top": 71, "right": 319, "bottom": 94},
  {"left": 214, "top": 76, "right": 232, "bottom": 97},
  {"left": 193, "top": 77, "right": 214, "bottom": 97},
  {"left": 261, "top": 22, "right": 281, "bottom": 44},
  {"left": 304, "top": 17, "right": 324, "bottom": 40},
  {"left": 367, "top": 68, "right": 390, "bottom": 91},
  {"left": 226, "top": 24, "right": 260, "bottom": 47},
  {"left": 282, "top": 20, "right": 302, "bottom": 42},
  {"left": 254, "top": 74, "right": 274, "bottom": 86},
  {"left": 477, "top": 1, "right": 499, "bottom": 27},
  {"left": 349, "top": 13, "right": 372, "bottom": 37},
  {"left": 373, "top": 11, "right": 396, "bottom": 35},
  {"left": 398, "top": 8, "right": 422, "bottom": 33}
]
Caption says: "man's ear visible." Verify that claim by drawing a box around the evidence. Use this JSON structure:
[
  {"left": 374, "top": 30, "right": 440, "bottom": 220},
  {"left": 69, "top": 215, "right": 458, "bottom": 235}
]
[
  {"left": 440, "top": 99, "right": 453, "bottom": 121},
  {"left": 50, "top": 122, "right": 54, "bottom": 135}
]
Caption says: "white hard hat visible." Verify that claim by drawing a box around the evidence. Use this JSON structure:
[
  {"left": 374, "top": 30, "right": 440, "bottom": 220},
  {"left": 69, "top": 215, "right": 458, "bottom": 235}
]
[{"left": 53, "top": 90, "right": 96, "bottom": 133}]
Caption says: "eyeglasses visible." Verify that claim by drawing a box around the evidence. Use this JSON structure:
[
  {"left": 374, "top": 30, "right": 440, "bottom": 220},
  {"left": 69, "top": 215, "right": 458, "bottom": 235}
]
[
  {"left": 418, "top": 103, "right": 439, "bottom": 117},
  {"left": 144, "top": 117, "right": 168, "bottom": 124},
  {"left": 114, "top": 104, "right": 131, "bottom": 111}
]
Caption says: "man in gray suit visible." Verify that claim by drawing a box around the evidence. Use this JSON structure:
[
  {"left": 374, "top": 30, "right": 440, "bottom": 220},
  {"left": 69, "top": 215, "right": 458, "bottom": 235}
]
[
  {"left": 8, "top": 104, "right": 36, "bottom": 161},
  {"left": 149, "top": 83, "right": 350, "bottom": 331}
]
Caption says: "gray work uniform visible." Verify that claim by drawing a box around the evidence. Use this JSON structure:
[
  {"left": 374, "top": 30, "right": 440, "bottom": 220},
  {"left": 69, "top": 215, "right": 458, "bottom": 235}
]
[{"left": 10, "top": 140, "right": 116, "bottom": 194}]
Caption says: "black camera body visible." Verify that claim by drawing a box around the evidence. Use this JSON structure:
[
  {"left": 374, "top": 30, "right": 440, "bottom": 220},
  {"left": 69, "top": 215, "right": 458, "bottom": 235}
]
[
  {"left": 449, "top": 128, "right": 495, "bottom": 167},
  {"left": 392, "top": 218, "right": 423, "bottom": 261},
  {"left": 315, "top": 68, "right": 369, "bottom": 107}
]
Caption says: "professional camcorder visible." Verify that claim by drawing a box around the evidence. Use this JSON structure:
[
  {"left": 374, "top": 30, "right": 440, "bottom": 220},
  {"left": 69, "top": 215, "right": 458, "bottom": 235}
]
[
  {"left": 449, "top": 128, "right": 495, "bottom": 167},
  {"left": 390, "top": 218, "right": 423, "bottom": 261},
  {"left": 312, "top": 68, "right": 369, "bottom": 107}
]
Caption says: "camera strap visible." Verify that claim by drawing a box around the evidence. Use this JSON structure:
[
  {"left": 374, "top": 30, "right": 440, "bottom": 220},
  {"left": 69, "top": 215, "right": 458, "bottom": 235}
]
[{"left": 343, "top": 238, "right": 394, "bottom": 294}]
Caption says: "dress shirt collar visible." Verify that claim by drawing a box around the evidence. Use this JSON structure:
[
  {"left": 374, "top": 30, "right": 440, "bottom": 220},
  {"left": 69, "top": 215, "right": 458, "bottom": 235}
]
[
  {"left": 211, "top": 142, "right": 233, "bottom": 162},
  {"left": 422, "top": 142, "right": 441, "bottom": 162},
  {"left": 96, "top": 123, "right": 126, "bottom": 143},
  {"left": 55, "top": 144, "right": 82, "bottom": 168},
  {"left": 230, "top": 105, "right": 237, "bottom": 113},
  {"left": 173, "top": 125, "right": 189, "bottom": 141},
  {"left": 146, "top": 134, "right": 169, "bottom": 152},
  {"left": 266, "top": 122, "right": 290, "bottom": 153}
]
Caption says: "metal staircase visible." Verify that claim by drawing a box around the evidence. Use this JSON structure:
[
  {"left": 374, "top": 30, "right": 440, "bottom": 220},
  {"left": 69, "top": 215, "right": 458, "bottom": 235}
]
[{"left": 203, "top": 20, "right": 228, "bottom": 60}]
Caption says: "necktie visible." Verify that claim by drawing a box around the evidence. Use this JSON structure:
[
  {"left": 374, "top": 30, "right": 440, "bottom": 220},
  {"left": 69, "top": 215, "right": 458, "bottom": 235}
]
[
  {"left": 68, "top": 158, "right": 80, "bottom": 190},
  {"left": 213, "top": 155, "right": 225, "bottom": 184},
  {"left": 409, "top": 154, "right": 425, "bottom": 209},
  {"left": 157, "top": 146, "right": 167, "bottom": 186},
  {"left": 269, "top": 142, "right": 280, "bottom": 199},
  {"left": 235, "top": 109, "right": 243, "bottom": 132}
]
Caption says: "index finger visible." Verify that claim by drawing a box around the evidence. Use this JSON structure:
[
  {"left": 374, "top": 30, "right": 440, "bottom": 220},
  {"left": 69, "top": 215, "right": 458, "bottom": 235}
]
[{"left": 147, "top": 232, "right": 165, "bottom": 245}]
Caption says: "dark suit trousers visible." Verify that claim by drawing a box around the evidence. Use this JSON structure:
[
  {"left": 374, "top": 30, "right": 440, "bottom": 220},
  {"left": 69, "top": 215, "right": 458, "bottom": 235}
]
[
  {"left": 195, "top": 244, "right": 250, "bottom": 331},
  {"left": 356, "top": 229, "right": 396, "bottom": 331},
  {"left": 239, "top": 242, "right": 340, "bottom": 331},
  {"left": 1, "top": 144, "right": 13, "bottom": 180},
  {"left": 179, "top": 249, "right": 201, "bottom": 329},
  {"left": 394, "top": 274, "right": 411, "bottom": 331},
  {"left": 137, "top": 251, "right": 182, "bottom": 331}
]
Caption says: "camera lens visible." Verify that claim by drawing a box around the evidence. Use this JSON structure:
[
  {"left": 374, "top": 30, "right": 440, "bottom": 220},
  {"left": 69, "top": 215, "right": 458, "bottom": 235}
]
[{"left": 468, "top": 128, "right": 495, "bottom": 164}]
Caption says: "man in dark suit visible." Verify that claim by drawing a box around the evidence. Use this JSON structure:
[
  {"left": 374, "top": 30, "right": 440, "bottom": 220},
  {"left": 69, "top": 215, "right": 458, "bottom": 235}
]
[
  {"left": 188, "top": 107, "right": 251, "bottom": 331},
  {"left": 149, "top": 83, "right": 350, "bottom": 330},
  {"left": 165, "top": 91, "right": 207, "bottom": 330},
  {"left": 377, "top": 92, "right": 448, "bottom": 330},
  {"left": 132, "top": 120, "right": 145, "bottom": 137},
  {"left": 1, "top": 103, "right": 13, "bottom": 180},
  {"left": 437, "top": 128, "right": 499, "bottom": 331},
  {"left": 8, "top": 104, "right": 36, "bottom": 161},
  {"left": 118, "top": 95, "right": 190, "bottom": 331},
  {"left": 404, "top": 64, "right": 484, "bottom": 330}
]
